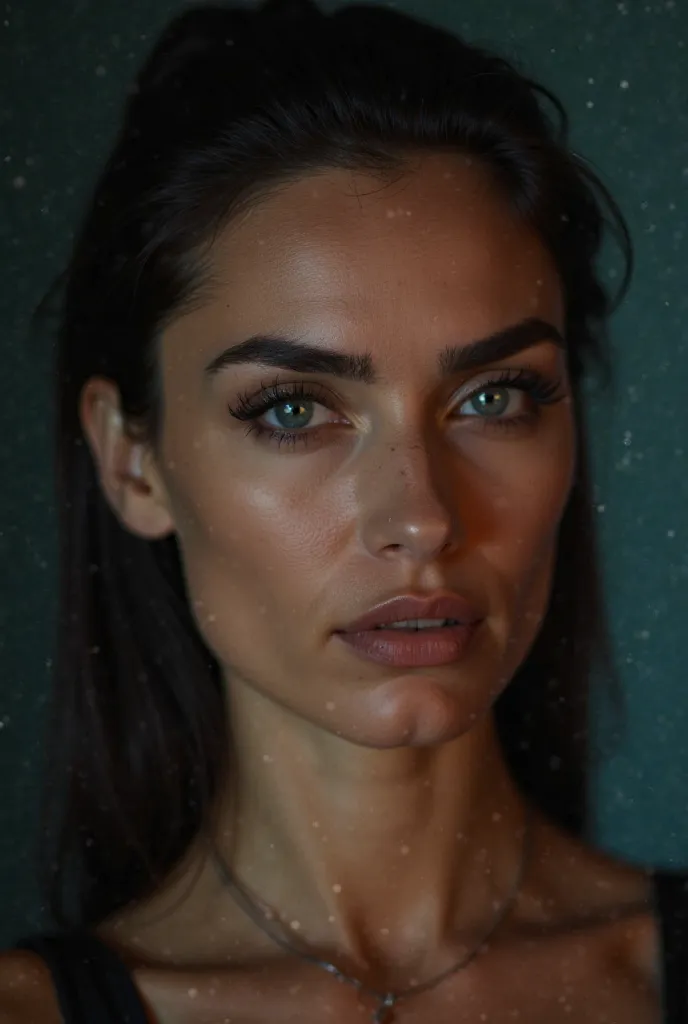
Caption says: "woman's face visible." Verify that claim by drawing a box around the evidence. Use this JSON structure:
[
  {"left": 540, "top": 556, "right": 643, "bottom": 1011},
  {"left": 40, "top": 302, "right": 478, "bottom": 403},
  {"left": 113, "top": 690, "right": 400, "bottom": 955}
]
[{"left": 151, "top": 153, "right": 575, "bottom": 748}]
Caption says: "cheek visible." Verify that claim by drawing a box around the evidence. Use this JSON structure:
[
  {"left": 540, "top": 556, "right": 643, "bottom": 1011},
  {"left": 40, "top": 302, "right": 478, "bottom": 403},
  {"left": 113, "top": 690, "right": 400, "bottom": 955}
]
[
  {"left": 163, "top": 453, "right": 348, "bottom": 657},
  {"left": 485, "top": 417, "right": 576, "bottom": 627}
]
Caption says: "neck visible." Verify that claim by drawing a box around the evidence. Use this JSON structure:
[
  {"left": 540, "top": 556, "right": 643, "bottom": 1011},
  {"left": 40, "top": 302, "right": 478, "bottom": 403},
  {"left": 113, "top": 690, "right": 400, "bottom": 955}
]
[{"left": 216, "top": 685, "right": 528, "bottom": 975}]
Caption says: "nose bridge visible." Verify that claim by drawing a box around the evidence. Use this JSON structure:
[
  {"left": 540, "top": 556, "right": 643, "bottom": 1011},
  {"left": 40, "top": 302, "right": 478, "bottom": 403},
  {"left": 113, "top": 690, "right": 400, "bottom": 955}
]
[{"left": 358, "top": 428, "right": 461, "bottom": 562}]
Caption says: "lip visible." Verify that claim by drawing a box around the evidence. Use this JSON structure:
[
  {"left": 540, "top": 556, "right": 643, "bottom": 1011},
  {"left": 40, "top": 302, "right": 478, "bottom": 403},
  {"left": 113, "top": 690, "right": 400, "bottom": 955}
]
[
  {"left": 335, "top": 592, "right": 484, "bottom": 669},
  {"left": 341, "top": 592, "right": 483, "bottom": 634}
]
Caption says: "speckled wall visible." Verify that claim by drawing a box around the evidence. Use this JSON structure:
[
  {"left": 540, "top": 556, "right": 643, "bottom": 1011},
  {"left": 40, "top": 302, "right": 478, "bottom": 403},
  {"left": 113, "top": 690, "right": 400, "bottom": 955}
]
[{"left": 0, "top": 0, "right": 686, "bottom": 945}]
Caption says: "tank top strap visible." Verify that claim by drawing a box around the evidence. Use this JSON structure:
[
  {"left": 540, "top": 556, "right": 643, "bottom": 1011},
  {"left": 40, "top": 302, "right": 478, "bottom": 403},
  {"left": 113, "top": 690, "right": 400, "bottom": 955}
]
[
  {"left": 654, "top": 871, "right": 688, "bottom": 1024},
  {"left": 16, "top": 933, "right": 149, "bottom": 1024}
]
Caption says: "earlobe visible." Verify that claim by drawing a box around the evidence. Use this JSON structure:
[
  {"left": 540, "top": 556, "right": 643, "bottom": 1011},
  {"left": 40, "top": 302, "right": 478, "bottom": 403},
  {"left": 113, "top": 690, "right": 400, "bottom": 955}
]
[
  {"left": 123, "top": 441, "right": 175, "bottom": 540},
  {"left": 79, "top": 378, "right": 175, "bottom": 541}
]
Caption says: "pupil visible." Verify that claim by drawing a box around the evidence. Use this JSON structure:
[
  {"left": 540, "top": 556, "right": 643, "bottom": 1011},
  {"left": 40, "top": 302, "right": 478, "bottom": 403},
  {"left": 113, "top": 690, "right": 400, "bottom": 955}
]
[
  {"left": 473, "top": 388, "right": 509, "bottom": 417},
  {"left": 275, "top": 399, "right": 314, "bottom": 429}
]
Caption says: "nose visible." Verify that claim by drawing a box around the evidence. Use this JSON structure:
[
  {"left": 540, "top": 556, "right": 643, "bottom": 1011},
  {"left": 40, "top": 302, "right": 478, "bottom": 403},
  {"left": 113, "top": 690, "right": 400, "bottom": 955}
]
[{"left": 359, "top": 440, "right": 463, "bottom": 565}]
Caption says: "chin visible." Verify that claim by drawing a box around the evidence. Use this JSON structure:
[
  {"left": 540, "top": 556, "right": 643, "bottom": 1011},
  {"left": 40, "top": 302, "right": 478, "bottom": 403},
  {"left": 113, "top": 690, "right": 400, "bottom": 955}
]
[{"left": 351, "top": 673, "right": 496, "bottom": 749}]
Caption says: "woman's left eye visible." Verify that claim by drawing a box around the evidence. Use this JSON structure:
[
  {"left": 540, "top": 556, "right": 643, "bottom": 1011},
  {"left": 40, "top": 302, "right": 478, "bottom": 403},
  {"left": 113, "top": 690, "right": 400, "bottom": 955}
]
[
  {"left": 452, "top": 369, "right": 565, "bottom": 426},
  {"left": 458, "top": 385, "right": 527, "bottom": 419}
]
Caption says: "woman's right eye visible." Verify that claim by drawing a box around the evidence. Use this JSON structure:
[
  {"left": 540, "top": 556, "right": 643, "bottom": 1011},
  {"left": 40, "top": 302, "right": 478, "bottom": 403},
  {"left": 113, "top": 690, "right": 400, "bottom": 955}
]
[
  {"left": 262, "top": 398, "right": 325, "bottom": 431},
  {"left": 228, "top": 383, "right": 350, "bottom": 449}
]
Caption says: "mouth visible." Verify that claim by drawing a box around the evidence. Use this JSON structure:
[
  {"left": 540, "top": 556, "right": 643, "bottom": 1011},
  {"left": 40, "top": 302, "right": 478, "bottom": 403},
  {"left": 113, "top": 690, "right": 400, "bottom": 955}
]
[
  {"left": 369, "top": 618, "right": 461, "bottom": 631},
  {"left": 336, "top": 594, "right": 483, "bottom": 669}
]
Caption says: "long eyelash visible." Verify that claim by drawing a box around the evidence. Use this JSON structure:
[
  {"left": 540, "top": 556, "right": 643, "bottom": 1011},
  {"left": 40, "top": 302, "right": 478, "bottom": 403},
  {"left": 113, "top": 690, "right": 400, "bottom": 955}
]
[
  {"left": 463, "top": 368, "right": 565, "bottom": 433},
  {"left": 229, "top": 379, "right": 326, "bottom": 422},
  {"left": 476, "top": 368, "right": 564, "bottom": 406},
  {"left": 228, "top": 380, "right": 331, "bottom": 449}
]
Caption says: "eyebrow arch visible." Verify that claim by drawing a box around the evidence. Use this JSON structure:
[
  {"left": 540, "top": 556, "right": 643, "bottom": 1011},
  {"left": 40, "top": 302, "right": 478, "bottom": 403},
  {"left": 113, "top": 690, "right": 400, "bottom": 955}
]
[{"left": 204, "top": 316, "right": 565, "bottom": 383}]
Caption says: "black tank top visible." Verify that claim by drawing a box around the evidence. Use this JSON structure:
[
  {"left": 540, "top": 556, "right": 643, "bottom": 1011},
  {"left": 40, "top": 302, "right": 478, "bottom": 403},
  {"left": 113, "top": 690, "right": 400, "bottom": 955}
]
[{"left": 13, "top": 872, "right": 688, "bottom": 1023}]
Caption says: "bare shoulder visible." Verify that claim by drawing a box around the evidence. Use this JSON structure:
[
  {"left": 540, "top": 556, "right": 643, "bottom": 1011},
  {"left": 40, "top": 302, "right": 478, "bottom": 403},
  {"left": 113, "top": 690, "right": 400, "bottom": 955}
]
[
  {"left": 531, "top": 810, "right": 654, "bottom": 908},
  {"left": 0, "top": 950, "right": 61, "bottom": 1024},
  {"left": 527, "top": 812, "right": 660, "bottom": 986}
]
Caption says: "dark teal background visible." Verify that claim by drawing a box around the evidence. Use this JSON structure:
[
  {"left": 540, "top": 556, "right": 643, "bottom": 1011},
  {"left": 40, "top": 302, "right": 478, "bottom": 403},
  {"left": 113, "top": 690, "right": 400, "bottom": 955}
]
[{"left": 1, "top": 0, "right": 686, "bottom": 946}]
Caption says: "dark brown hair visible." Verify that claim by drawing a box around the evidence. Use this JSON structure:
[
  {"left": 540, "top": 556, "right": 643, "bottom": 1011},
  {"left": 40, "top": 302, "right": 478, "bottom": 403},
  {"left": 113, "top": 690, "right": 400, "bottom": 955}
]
[{"left": 41, "top": 0, "right": 630, "bottom": 928}]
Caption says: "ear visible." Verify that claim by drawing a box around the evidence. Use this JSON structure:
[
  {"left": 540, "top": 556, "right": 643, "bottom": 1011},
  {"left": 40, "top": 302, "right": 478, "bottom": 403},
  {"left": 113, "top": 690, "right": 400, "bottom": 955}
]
[{"left": 80, "top": 378, "right": 175, "bottom": 540}]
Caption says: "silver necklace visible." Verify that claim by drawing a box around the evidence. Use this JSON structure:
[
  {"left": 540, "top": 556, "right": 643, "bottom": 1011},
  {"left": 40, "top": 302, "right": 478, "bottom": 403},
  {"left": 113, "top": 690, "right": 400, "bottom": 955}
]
[{"left": 212, "top": 805, "right": 532, "bottom": 1022}]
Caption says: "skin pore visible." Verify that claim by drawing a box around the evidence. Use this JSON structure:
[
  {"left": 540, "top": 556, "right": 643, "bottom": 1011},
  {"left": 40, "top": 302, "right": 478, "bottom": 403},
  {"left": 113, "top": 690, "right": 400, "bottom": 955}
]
[{"left": 1, "top": 153, "right": 658, "bottom": 1024}]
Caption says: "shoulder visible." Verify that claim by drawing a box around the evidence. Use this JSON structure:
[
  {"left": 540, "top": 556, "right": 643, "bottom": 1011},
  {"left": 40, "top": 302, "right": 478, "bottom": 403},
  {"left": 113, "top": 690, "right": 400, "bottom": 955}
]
[
  {"left": 526, "top": 814, "right": 661, "bottom": 986},
  {"left": 529, "top": 812, "right": 655, "bottom": 918},
  {"left": 0, "top": 950, "right": 61, "bottom": 1024}
]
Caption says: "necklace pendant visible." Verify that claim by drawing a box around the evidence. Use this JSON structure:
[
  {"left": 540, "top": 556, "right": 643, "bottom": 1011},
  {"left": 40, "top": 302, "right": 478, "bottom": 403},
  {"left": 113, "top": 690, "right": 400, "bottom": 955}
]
[{"left": 373, "top": 993, "right": 397, "bottom": 1023}]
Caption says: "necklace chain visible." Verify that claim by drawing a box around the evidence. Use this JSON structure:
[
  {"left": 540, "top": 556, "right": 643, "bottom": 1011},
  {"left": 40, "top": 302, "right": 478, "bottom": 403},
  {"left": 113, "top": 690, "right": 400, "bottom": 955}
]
[{"left": 212, "top": 805, "right": 532, "bottom": 1022}]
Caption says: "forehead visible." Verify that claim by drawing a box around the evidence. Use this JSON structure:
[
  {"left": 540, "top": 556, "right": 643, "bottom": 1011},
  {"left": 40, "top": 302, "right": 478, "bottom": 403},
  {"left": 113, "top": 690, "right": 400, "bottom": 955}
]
[{"left": 166, "top": 153, "right": 563, "bottom": 360}]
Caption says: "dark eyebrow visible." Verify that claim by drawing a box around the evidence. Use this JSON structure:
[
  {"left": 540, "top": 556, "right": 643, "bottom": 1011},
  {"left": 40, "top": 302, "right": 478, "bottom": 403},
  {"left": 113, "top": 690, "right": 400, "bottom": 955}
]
[
  {"left": 205, "top": 334, "right": 375, "bottom": 382},
  {"left": 437, "top": 317, "right": 565, "bottom": 377},
  {"left": 204, "top": 317, "right": 564, "bottom": 383}
]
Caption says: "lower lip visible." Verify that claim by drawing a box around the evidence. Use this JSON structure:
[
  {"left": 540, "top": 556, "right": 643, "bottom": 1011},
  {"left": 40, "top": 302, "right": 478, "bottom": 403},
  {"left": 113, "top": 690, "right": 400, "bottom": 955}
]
[{"left": 336, "top": 622, "right": 481, "bottom": 668}]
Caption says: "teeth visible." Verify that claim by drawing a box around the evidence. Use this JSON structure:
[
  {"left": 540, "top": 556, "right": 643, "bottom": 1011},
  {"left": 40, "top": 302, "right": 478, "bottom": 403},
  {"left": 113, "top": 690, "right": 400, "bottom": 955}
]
[{"left": 375, "top": 618, "right": 458, "bottom": 630}]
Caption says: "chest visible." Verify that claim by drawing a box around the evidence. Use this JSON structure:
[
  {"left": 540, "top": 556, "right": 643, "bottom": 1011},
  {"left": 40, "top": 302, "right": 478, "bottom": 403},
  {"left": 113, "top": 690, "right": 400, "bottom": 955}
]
[{"left": 141, "top": 937, "right": 661, "bottom": 1024}]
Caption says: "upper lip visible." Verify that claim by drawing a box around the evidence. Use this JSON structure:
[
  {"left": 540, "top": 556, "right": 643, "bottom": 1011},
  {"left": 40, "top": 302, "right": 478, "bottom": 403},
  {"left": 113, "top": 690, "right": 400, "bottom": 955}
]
[{"left": 340, "top": 592, "right": 484, "bottom": 633}]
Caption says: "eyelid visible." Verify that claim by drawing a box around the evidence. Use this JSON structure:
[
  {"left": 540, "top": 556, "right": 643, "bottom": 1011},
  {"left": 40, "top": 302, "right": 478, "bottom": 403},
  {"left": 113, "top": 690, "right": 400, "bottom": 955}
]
[
  {"left": 230, "top": 379, "right": 333, "bottom": 414},
  {"left": 257, "top": 378, "right": 343, "bottom": 409},
  {"left": 455, "top": 362, "right": 547, "bottom": 386}
]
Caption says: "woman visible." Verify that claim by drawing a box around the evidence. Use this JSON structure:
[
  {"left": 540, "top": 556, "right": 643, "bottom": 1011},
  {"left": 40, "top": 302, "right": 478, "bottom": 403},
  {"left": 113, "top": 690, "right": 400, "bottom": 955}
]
[{"left": 1, "top": 0, "right": 685, "bottom": 1020}]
